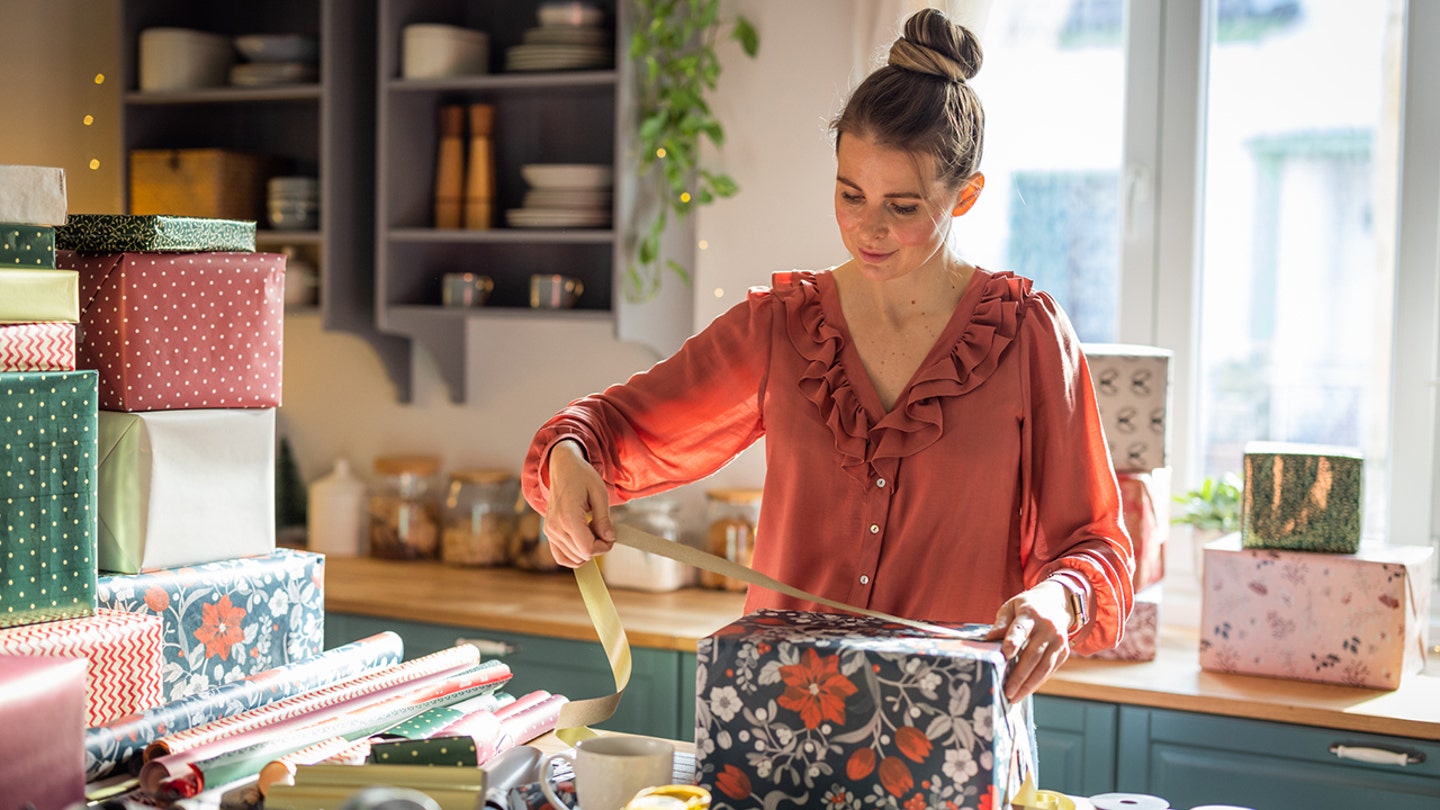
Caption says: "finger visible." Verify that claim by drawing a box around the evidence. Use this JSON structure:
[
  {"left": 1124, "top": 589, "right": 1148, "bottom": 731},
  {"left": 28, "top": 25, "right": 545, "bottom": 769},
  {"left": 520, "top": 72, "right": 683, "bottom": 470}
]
[
  {"left": 1007, "top": 641, "right": 1068, "bottom": 702},
  {"left": 1001, "top": 617, "right": 1034, "bottom": 660},
  {"left": 589, "top": 496, "right": 616, "bottom": 543}
]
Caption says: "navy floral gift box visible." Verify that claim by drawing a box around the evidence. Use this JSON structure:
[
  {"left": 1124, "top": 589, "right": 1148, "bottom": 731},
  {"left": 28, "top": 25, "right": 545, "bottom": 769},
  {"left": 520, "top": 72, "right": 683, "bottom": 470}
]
[{"left": 694, "top": 610, "right": 1034, "bottom": 810}]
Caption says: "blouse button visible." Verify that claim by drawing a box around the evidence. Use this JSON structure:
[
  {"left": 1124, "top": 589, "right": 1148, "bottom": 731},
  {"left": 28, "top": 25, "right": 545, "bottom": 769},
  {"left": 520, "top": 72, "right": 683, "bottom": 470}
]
[
  {"left": 860, "top": 575, "right": 870, "bottom": 585},
  {"left": 876, "top": 478, "right": 887, "bottom": 488},
  {"left": 869, "top": 524, "right": 879, "bottom": 534}
]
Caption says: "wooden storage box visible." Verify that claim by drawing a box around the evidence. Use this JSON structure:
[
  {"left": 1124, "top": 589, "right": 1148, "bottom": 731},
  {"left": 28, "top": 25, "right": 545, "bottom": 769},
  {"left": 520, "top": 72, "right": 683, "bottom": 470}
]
[{"left": 128, "top": 148, "right": 281, "bottom": 222}]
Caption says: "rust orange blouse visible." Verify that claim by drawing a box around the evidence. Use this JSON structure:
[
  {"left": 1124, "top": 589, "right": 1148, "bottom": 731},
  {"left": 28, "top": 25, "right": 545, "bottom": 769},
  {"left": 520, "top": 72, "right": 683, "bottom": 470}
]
[{"left": 523, "top": 268, "right": 1134, "bottom": 654}]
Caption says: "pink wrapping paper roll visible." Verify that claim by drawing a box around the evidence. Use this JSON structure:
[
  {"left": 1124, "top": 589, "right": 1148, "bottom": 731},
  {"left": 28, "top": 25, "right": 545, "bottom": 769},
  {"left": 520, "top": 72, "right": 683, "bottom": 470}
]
[
  {"left": 494, "top": 691, "right": 568, "bottom": 754},
  {"left": 145, "top": 643, "right": 484, "bottom": 760},
  {"left": 143, "top": 665, "right": 513, "bottom": 798}
]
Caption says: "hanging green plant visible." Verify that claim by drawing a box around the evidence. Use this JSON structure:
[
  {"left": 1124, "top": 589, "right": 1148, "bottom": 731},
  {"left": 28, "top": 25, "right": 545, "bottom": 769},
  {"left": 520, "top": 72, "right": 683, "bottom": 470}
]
[{"left": 628, "top": 0, "right": 759, "bottom": 302}]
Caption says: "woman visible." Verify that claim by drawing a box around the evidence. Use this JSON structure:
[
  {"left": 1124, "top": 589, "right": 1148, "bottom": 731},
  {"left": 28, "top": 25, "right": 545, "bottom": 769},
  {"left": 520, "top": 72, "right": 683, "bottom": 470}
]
[{"left": 522, "top": 8, "right": 1133, "bottom": 702}]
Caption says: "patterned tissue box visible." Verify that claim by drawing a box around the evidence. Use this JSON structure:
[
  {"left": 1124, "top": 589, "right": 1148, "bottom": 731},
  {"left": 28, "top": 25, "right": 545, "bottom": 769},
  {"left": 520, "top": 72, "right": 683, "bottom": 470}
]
[
  {"left": 695, "top": 610, "right": 1034, "bottom": 810},
  {"left": 95, "top": 549, "right": 325, "bottom": 701},
  {"left": 0, "top": 609, "right": 164, "bottom": 726},
  {"left": 1082, "top": 344, "right": 1173, "bottom": 472},
  {"left": 1200, "top": 534, "right": 1433, "bottom": 690},
  {"left": 1242, "top": 441, "right": 1363, "bottom": 553}
]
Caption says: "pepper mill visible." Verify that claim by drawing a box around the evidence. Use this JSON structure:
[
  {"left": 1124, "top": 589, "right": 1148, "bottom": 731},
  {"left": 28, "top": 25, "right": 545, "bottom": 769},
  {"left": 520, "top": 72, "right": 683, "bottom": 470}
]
[
  {"left": 433, "top": 103, "right": 466, "bottom": 229},
  {"left": 464, "top": 103, "right": 496, "bottom": 230}
]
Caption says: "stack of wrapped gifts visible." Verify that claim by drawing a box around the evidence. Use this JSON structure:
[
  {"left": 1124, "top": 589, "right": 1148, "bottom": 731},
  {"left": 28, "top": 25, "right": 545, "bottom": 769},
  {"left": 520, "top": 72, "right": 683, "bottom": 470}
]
[
  {"left": 0, "top": 170, "right": 562, "bottom": 808},
  {"left": 1199, "top": 442, "right": 1434, "bottom": 690},
  {"left": 1079, "top": 344, "right": 1174, "bottom": 661}
]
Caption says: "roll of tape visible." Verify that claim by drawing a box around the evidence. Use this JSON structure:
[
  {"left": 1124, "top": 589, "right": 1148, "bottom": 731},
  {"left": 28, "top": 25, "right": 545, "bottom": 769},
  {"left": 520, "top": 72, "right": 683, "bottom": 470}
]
[{"left": 1089, "top": 793, "right": 1170, "bottom": 810}]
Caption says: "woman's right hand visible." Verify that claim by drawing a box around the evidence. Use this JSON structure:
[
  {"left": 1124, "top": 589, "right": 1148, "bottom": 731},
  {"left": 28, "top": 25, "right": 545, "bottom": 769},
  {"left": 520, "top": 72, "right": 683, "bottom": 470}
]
[{"left": 542, "top": 439, "right": 616, "bottom": 567}]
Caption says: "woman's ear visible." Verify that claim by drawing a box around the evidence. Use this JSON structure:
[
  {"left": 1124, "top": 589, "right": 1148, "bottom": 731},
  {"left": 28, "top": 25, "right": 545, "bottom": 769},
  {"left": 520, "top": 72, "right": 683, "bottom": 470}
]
[{"left": 952, "top": 173, "right": 985, "bottom": 217}]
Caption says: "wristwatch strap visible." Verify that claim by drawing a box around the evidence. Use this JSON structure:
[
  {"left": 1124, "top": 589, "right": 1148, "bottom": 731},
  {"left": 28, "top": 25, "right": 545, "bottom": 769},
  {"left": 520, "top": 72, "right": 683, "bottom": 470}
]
[{"left": 1047, "top": 572, "right": 1090, "bottom": 635}]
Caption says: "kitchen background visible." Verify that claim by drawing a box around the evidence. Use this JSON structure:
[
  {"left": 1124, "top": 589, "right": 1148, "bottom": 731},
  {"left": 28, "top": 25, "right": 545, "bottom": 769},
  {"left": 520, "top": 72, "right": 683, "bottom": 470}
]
[{"left": 1, "top": 0, "right": 1437, "bottom": 607}]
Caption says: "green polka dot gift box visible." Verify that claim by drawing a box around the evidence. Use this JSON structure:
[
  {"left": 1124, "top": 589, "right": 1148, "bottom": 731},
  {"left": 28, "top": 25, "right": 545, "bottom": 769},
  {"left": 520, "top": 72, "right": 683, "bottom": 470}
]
[
  {"left": 1242, "top": 441, "right": 1364, "bottom": 553},
  {"left": 0, "top": 369, "right": 99, "bottom": 628}
]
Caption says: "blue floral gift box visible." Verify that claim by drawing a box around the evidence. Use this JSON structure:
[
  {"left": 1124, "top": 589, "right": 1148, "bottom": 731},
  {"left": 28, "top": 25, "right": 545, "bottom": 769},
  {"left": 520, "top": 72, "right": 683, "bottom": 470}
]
[
  {"left": 94, "top": 548, "right": 324, "bottom": 700},
  {"left": 694, "top": 610, "right": 1034, "bottom": 810}
]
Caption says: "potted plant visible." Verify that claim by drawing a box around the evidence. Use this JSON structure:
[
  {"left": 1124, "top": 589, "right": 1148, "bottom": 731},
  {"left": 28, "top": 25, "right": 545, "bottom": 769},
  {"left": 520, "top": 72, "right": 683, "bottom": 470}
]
[
  {"left": 627, "top": 0, "right": 759, "bottom": 302},
  {"left": 1173, "top": 472, "right": 1243, "bottom": 577}
]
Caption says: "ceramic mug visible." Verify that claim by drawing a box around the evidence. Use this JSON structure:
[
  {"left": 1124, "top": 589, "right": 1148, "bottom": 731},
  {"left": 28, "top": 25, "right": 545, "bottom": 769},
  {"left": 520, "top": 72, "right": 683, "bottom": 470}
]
[
  {"left": 539, "top": 736, "right": 674, "bottom": 810},
  {"left": 530, "top": 273, "right": 584, "bottom": 309},
  {"left": 442, "top": 272, "right": 494, "bottom": 307}
]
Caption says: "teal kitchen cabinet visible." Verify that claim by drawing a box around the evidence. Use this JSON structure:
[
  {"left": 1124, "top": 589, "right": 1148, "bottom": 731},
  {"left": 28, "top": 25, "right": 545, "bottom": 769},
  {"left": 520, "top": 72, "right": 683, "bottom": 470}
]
[
  {"left": 1116, "top": 705, "right": 1440, "bottom": 809},
  {"left": 1032, "top": 695, "right": 1119, "bottom": 796},
  {"left": 326, "top": 612, "right": 687, "bottom": 740}
]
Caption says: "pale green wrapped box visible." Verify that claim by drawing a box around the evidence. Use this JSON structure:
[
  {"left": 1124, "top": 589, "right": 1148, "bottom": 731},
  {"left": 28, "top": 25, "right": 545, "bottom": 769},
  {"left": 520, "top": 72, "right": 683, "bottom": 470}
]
[
  {"left": 1241, "top": 441, "right": 1363, "bottom": 553},
  {"left": 97, "top": 408, "right": 276, "bottom": 574},
  {"left": 0, "top": 267, "right": 79, "bottom": 323},
  {"left": 56, "top": 214, "right": 256, "bottom": 253}
]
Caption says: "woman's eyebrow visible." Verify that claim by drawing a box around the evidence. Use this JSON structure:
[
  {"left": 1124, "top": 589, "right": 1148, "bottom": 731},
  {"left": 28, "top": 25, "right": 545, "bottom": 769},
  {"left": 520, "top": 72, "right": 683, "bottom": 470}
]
[{"left": 835, "top": 174, "right": 923, "bottom": 199}]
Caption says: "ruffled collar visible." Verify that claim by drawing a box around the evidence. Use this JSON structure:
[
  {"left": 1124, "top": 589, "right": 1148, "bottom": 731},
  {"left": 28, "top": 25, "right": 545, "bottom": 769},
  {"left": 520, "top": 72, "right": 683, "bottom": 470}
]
[{"left": 774, "top": 268, "right": 1030, "bottom": 482}]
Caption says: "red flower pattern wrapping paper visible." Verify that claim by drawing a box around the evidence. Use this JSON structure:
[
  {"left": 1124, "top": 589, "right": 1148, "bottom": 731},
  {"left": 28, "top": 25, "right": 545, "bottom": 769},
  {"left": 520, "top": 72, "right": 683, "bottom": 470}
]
[
  {"left": 0, "top": 322, "right": 75, "bottom": 371},
  {"left": 55, "top": 250, "right": 283, "bottom": 412},
  {"left": 695, "top": 610, "right": 1034, "bottom": 810},
  {"left": 0, "top": 608, "right": 164, "bottom": 726}
]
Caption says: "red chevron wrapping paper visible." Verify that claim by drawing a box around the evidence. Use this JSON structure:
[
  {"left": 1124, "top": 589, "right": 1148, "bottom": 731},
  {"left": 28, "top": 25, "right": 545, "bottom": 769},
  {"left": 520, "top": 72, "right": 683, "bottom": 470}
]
[
  {"left": 54, "top": 250, "right": 283, "bottom": 412},
  {"left": 0, "top": 608, "right": 164, "bottom": 726},
  {"left": 0, "top": 322, "right": 76, "bottom": 371}
]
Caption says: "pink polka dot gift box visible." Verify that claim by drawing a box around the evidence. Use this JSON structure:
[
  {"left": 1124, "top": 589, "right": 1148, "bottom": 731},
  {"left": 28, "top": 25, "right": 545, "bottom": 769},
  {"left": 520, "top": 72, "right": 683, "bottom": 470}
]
[{"left": 56, "top": 249, "right": 283, "bottom": 412}]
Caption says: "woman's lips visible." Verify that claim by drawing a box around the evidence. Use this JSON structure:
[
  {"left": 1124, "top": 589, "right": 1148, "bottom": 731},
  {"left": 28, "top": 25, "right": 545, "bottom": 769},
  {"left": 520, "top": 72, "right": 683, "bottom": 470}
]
[{"left": 859, "top": 248, "right": 891, "bottom": 264}]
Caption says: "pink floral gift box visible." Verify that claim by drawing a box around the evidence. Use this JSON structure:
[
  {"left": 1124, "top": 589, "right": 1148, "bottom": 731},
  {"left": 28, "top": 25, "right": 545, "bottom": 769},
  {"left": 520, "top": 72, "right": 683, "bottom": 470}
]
[
  {"left": 1199, "top": 534, "right": 1433, "bottom": 690},
  {"left": 694, "top": 610, "right": 1034, "bottom": 810},
  {"left": 94, "top": 548, "right": 325, "bottom": 701}
]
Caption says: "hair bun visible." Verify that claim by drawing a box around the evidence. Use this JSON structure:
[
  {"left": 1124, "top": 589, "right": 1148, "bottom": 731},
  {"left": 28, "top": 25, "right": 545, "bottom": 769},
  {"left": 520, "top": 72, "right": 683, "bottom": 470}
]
[{"left": 887, "top": 8, "right": 982, "bottom": 83}]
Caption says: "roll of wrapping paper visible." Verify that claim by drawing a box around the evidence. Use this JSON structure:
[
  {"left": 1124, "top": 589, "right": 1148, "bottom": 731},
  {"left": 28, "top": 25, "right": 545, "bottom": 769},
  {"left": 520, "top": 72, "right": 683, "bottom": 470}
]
[
  {"left": 254, "top": 735, "right": 370, "bottom": 796},
  {"left": 378, "top": 692, "right": 512, "bottom": 741},
  {"left": 83, "top": 631, "right": 405, "bottom": 781},
  {"left": 146, "top": 642, "right": 490, "bottom": 760},
  {"left": 493, "top": 691, "right": 568, "bottom": 754},
  {"left": 367, "top": 735, "right": 480, "bottom": 767},
  {"left": 143, "top": 665, "right": 512, "bottom": 799}
]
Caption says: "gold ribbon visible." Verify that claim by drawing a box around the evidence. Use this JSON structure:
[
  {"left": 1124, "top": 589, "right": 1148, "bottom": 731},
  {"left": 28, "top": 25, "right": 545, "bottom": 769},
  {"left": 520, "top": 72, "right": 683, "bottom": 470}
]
[{"left": 555, "top": 523, "right": 987, "bottom": 743}]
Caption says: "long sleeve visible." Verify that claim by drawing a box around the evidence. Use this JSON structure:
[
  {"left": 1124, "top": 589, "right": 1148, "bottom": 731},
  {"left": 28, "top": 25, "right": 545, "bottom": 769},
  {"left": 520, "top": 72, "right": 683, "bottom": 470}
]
[
  {"left": 1017, "top": 291, "right": 1135, "bottom": 654},
  {"left": 522, "top": 288, "right": 775, "bottom": 512}
]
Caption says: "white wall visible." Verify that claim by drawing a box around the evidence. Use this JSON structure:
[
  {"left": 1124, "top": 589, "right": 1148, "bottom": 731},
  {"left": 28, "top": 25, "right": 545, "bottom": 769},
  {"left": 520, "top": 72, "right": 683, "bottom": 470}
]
[{"left": 0, "top": 0, "right": 856, "bottom": 528}]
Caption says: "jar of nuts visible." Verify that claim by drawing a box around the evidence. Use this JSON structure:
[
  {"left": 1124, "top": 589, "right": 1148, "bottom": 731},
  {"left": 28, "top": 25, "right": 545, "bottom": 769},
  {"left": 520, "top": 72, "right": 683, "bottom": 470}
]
[
  {"left": 441, "top": 468, "right": 519, "bottom": 567},
  {"left": 369, "top": 455, "right": 441, "bottom": 560},
  {"left": 702, "top": 488, "right": 762, "bottom": 591}
]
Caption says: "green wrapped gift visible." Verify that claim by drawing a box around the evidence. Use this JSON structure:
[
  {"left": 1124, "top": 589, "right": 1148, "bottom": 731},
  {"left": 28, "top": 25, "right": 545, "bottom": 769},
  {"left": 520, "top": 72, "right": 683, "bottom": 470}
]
[
  {"left": 1, "top": 223, "right": 56, "bottom": 267},
  {"left": 1242, "top": 441, "right": 1364, "bottom": 553},
  {"left": 367, "top": 736, "right": 481, "bottom": 768},
  {"left": 0, "top": 369, "right": 99, "bottom": 628},
  {"left": 0, "top": 268, "right": 79, "bottom": 323},
  {"left": 55, "top": 214, "right": 256, "bottom": 253}
]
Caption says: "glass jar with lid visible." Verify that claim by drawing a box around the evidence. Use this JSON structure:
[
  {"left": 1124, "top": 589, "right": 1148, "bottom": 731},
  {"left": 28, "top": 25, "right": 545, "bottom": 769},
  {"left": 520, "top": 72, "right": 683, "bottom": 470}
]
[
  {"left": 441, "top": 468, "right": 519, "bottom": 567},
  {"left": 703, "top": 488, "right": 761, "bottom": 591},
  {"left": 368, "top": 455, "right": 441, "bottom": 560},
  {"left": 604, "top": 496, "right": 691, "bottom": 592}
]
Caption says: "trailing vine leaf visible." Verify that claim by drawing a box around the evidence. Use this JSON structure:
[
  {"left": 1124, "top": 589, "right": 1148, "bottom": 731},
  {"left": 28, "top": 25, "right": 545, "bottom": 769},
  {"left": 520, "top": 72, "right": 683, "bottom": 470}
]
[{"left": 628, "top": 0, "right": 759, "bottom": 302}]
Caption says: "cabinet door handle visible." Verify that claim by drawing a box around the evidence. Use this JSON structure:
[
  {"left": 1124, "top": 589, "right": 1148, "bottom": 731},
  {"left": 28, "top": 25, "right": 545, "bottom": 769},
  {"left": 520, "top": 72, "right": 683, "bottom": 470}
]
[
  {"left": 458, "top": 637, "right": 521, "bottom": 658},
  {"left": 1329, "top": 744, "right": 1425, "bottom": 766}
]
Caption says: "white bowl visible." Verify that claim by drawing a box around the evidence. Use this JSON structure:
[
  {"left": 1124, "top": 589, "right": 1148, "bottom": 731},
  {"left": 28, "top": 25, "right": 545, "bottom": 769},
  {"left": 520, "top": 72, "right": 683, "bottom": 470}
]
[
  {"left": 229, "top": 61, "right": 317, "bottom": 87},
  {"left": 402, "top": 24, "right": 490, "bottom": 79},
  {"left": 537, "top": 2, "right": 604, "bottom": 28},
  {"left": 139, "top": 28, "right": 234, "bottom": 91},
  {"left": 234, "top": 34, "right": 319, "bottom": 63}
]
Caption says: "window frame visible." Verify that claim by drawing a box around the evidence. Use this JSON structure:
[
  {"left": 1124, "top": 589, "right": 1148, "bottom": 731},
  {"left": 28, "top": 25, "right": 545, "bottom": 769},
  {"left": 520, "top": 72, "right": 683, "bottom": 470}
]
[{"left": 1121, "top": 0, "right": 1439, "bottom": 557}]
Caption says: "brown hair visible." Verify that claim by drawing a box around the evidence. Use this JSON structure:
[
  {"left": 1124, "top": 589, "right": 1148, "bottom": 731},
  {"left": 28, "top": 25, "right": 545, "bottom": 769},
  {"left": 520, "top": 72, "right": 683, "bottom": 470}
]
[{"left": 832, "top": 8, "right": 985, "bottom": 189}]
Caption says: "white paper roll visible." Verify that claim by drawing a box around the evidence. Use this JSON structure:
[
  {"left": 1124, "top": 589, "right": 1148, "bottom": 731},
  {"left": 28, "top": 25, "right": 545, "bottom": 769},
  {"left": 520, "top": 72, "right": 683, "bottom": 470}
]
[{"left": 1089, "top": 794, "right": 1170, "bottom": 810}]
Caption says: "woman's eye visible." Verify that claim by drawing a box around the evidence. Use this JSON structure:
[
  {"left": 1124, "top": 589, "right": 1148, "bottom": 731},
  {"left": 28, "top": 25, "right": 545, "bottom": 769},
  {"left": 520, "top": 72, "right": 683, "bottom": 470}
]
[
  {"left": 841, "top": 191, "right": 863, "bottom": 204},
  {"left": 889, "top": 203, "right": 920, "bottom": 216}
]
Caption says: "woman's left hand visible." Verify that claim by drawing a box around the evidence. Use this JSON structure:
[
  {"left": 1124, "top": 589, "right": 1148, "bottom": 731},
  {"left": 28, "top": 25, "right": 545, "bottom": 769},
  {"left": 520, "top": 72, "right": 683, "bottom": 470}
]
[{"left": 984, "top": 580, "right": 1073, "bottom": 702}]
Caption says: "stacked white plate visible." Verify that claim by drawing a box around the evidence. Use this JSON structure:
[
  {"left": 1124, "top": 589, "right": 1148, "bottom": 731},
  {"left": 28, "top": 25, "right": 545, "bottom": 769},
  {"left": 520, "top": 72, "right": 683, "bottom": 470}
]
[
  {"left": 507, "top": 164, "right": 612, "bottom": 229},
  {"left": 230, "top": 33, "right": 320, "bottom": 87},
  {"left": 505, "top": 2, "right": 611, "bottom": 72}
]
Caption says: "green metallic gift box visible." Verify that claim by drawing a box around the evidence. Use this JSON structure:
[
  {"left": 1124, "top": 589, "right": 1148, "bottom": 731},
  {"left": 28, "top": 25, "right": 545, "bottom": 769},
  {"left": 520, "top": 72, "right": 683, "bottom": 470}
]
[
  {"left": 1242, "top": 441, "right": 1364, "bottom": 553},
  {"left": 55, "top": 214, "right": 255, "bottom": 253},
  {"left": 1, "top": 223, "right": 56, "bottom": 267},
  {"left": 0, "top": 369, "right": 99, "bottom": 628},
  {"left": 0, "top": 268, "right": 80, "bottom": 323}
]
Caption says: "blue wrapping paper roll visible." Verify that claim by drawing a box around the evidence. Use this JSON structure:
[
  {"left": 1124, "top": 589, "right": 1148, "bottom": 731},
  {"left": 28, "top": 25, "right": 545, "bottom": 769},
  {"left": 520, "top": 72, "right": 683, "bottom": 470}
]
[{"left": 83, "top": 631, "right": 404, "bottom": 781}]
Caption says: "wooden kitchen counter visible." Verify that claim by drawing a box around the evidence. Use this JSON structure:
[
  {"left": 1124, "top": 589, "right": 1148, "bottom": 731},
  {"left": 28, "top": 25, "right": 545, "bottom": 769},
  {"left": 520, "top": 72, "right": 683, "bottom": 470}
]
[{"left": 324, "top": 556, "right": 1440, "bottom": 741}]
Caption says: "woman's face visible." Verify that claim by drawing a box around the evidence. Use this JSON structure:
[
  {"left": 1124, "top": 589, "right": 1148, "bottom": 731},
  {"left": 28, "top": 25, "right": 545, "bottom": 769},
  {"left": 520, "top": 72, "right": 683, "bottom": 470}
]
[{"left": 834, "top": 132, "right": 965, "bottom": 282}]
